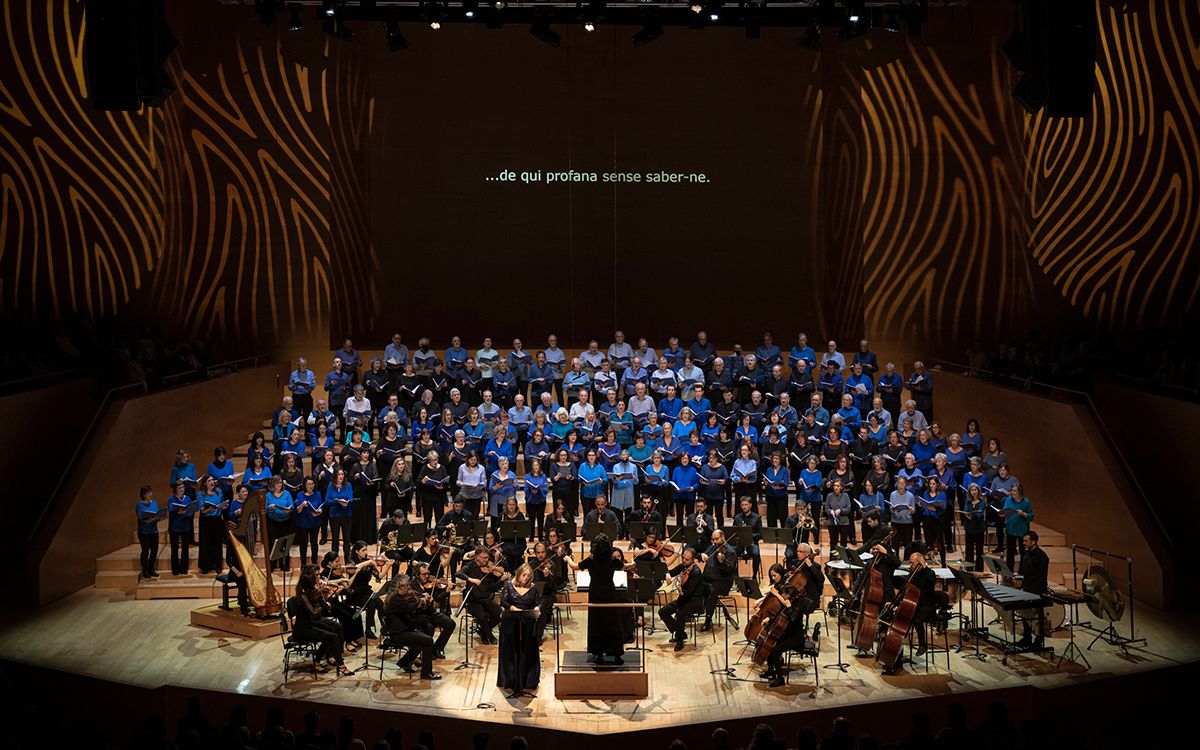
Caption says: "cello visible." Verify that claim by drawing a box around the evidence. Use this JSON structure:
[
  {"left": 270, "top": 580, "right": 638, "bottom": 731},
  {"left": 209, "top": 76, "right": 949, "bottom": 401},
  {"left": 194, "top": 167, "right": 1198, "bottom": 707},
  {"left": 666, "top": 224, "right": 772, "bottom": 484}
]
[
  {"left": 875, "top": 561, "right": 924, "bottom": 670},
  {"left": 748, "top": 560, "right": 813, "bottom": 665},
  {"left": 850, "top": 527, "right": 896, "bottom": 652}
]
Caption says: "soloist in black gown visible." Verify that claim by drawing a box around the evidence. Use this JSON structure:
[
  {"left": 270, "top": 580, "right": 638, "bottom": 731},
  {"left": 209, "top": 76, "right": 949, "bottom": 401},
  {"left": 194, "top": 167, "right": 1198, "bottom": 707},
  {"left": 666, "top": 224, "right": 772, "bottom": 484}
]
[
  {"left": 577, "top": 554, "right": 625, "bottom": 659},
  {"left": 496, "top": 581, "right": 541, "bottom": 691}
]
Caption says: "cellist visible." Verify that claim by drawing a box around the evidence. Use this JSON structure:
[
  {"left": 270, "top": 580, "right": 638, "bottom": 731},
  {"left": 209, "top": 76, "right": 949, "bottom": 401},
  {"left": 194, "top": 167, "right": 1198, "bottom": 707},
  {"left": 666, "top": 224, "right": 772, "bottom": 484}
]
[
  {"left": 854, "top": 510, "right": 899, "bottom": 601},
  {"left": 759, "top": 548, "right": 823, "bottom": 687},
  {"left": 879, "top": 549, "right": 939, "bottom": 671}
]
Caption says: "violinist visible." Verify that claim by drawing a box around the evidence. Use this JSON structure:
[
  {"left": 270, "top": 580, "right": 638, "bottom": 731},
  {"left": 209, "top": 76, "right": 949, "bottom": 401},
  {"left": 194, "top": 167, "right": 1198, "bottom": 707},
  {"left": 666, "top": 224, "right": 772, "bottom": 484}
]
[
  {"left": 529, "top": 541, "right": 560, "bottom": 639},
  {"left": 294, "top": 565, "right": 354, "bottom": 675},
  {"left": 382, "top": 574, "right": 442, "bottom": 680},
  {"left": 542, "top": 527, "right": 578, "bottom": 579},
  {"left": 318, "top": 551, "right": 363, "bottom": 650},
  {"left": 633, "top": 528, "right": 674, "bottom": 561},
  {"left": 378, "top": 508, "right": 413, "bottom": 577},
  {"left": 699, "top": 530, "right": 737, "bottom": 632},
  {"left": 414, "top": 527, "right": 459, "bottom": 579},
  {"left": 759, "top": 558, "right": 820, "bottom": 688},
  {"left": 412, "top": 562, "right": 456, "bottom": 659},
  {"left": 496, "top": 497, "right": 528, "bottom": 561},
  {"left": 660, "top": 547, "right": 704, "bottom": 651},
  {"left": 455, "top": 546, "right": 507, "bottom": 644},
  {"left": 343, "top": 541, "right": 387, "bottom": 639}
]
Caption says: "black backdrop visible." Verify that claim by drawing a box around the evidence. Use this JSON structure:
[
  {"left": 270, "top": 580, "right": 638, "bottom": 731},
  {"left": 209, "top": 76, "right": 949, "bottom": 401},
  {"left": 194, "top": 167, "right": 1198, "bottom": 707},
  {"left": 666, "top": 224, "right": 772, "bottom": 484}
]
[{"left": 367, "top": 25, "right": 823, "bottom": 346}]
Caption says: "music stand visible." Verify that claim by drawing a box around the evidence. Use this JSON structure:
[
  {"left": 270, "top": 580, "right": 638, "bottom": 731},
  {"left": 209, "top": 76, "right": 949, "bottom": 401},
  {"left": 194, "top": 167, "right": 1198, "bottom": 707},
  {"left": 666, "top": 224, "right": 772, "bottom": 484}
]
[
  {"left": 635, "top": 559, "right": 668, "bottom": 582},
  {"left": 455, "top": 519, "right": 488, "bottom": 544},
  {"left": 550, "top": 521, "right": 577, "bottom": 542},
  {"left": 268, "top": 533, "right": 295, "bottom": 594},
  {"left": 725, "top": 526, "right": 753, "bottom": 549},
  {"left": 666, "top": 525, "right": 699, "bottom": 550},
  {"left": 582, "top": 521, "right": 618, "bottom": 542},
  {"left": 630, "top": 577, "right": 659, "bottom": 638},
  {"left": 761, "top": 527, "right": 793, "bottom": 568},
  {"left": 627, "top": 520, "right": 664, "bottom": 543},
  {"left": 951, "top": 567, "right": 990, "bottom": 662},
  {"left": 731, "top": 577, "right": 761, "bottom": 647},
  {"left": 821, "top": 563, "right": 851, "bottom": 672},
  {"left": 498, "top": 519, "right": 533, "bottom": 544}
]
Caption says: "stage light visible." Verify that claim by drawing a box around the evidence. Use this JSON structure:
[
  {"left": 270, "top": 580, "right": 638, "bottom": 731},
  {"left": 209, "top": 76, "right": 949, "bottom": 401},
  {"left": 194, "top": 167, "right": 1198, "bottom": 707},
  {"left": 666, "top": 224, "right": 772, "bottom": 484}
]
[
  {"left": 690, "top": 2, "right": 702, "bottom": 12},
  {"left": 286, "top": 5, "right": 303, "bottom": 31},
  {"left": 493, "top": 0, "right": 506, "bottom": 8},
  {"left": 424, "top": 0, "right": 445, "bottom": 29},
  {"left": 463, "top": 0, "right": 478, "bottom": 18},
  {"left": 583, "top": 21, "right": 595, "bottom": 32},
  {"left": 322, "top": 0, "right": 337, "bottom": 18},
  {"left": 385, "top": 19, "right": 408, "bottom": 51},
  {"left": 883, "top": 6, "right": 901, "bottom": 32},
  {"left": 709, "top": 13, "right": 718, "bottom": 21}
]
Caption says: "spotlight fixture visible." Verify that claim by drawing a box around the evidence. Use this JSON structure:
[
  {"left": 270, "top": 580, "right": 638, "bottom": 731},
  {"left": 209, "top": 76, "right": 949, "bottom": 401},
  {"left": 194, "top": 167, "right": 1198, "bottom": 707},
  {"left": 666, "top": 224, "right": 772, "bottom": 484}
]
[
  {"left": 463, "top": 0, "right": 478, "bottom": 18},
  {"left": 322, "top": 0, "right": 337, "bottom": 18},
  {"left": 424, "top": 0, "right": 445, "bottom": 29},
  {"left": 286, "top": 5, "right": 303, "bottom": 31},
  {"left": 384, "top": 18, "right": 408, "bottom": 51},
  {"left": 583, "top": 20, "right": 595, "bottom": 32},
  {"left": 837, "top": 2, "right": 868, "bottom": 42},
  {"left": 690, "top": 2, "right": 702, "bottom": 12},
  {"left": 493, "top": 0, "right": 506, "bottom": 8},
  {"left": 531, "top": 18, "right": 562, "bottom": 47}
]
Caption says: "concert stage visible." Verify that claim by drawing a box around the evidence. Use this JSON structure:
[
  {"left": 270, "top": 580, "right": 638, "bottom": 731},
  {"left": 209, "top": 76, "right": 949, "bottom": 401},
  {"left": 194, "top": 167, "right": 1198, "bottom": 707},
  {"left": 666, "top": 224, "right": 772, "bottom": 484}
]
[{"left": 2, "top": 587, "right": 1198, "bottom": 748}]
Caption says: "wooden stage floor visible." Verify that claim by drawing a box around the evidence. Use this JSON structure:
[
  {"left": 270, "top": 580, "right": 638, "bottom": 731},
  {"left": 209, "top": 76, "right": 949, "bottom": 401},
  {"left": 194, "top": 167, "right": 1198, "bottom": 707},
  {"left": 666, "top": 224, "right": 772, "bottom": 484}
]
[{"left": 2, "top": 588, "right": 1198, "bottom": 737}]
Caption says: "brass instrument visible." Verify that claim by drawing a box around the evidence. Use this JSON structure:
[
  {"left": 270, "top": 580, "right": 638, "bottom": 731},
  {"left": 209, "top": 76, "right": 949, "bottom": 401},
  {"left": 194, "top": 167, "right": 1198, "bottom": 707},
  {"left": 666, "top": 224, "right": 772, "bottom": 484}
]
[{"left": 380, "top": 529, "right": 400, "bottom": 552}]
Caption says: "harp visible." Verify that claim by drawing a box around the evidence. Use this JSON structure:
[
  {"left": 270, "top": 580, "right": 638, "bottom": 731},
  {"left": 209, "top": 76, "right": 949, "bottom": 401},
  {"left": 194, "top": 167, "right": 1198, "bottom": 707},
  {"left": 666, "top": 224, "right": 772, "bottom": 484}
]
[{"left": 226, "top": 489, "right": 282, "bottom": 617}]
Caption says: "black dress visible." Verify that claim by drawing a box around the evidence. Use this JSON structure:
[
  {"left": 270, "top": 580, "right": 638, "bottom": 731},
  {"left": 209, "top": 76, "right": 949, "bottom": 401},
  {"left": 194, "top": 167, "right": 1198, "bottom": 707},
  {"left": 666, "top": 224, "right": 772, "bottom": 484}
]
[
  {"left": 496, "top": 581, "right": 541, "bottom": 691},
  {"left": 577, "top": 554, "right": 625, "bottom": 658}
]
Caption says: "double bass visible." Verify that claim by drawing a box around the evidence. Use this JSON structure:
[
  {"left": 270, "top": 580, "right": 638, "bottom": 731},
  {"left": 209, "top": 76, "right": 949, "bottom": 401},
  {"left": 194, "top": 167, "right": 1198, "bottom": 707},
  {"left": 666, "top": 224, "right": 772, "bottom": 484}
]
[
  {"left": 850, "top": 527, "right": 896, "bottom": 652},
  {"left": 876, "top": 574, "right": 921, "bottom": 670},
  {"left": 746, "top": 559, "right": 813, "bottom": 665}
]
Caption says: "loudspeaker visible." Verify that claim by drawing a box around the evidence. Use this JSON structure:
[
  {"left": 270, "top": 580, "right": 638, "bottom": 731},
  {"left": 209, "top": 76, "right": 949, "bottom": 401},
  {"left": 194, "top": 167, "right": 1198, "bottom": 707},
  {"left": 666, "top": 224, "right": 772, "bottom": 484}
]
[{"left": 83, "top": 0, "right": 177, "bottom": 111}]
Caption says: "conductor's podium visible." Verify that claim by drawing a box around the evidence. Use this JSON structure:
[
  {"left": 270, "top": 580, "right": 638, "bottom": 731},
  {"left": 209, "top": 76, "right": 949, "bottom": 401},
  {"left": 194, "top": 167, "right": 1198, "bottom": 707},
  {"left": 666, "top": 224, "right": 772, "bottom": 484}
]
[{"left": 554, "top": 650, "right": 649, "bottom": 700}]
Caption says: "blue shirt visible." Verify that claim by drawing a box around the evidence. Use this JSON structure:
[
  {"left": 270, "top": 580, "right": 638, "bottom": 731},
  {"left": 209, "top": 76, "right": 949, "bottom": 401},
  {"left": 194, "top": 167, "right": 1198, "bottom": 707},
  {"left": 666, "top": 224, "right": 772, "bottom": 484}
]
[
  {"left": 877, "top": 373, "right": 904, "bottom": 401},
  {"left": 845, "top": 373, "right": 874, "bottom": 411},
  {"left": 199, "top": 490, "right": 225, "bottom": 518},
  {"left": 764, "top": 465, "right": 790, "bottom": 496},
  {"left": 483, "top": 437, "right": 514, "bottom": 475},
  {"left": 620, "top": 366, "right": 649, "bottom": 396},
  {"left": 289, "top": 368, "right": 316, "bottom": 395},
  {"left": 444, "top": 346, "right": 469, "bottom": 378},
  {"left": 789, "top": 345, "right": 817, "bottom": 371},
  {"left": 889, "top": 490, "right": 916, "bottom": 524},
  {"left": 798, "top": 468, "right": 823, "bottom": 501},
  {"left": 136, "top": 499, "right": 161, "bottom": 535},
  {"left": 657, "top": 396, "right": 683, "bottom": 423},
  {"left": 524, "top": 473, "right": 549, "bottom": 505},
  {"left": 642, "top": 462, "right": 669, "bottom": 487},
  {"left": 1003, "top": 496, "right": 1034, "bottom": 537},
  {"left": 266, "top": 490, "right": 294, "bottom": 522},
  {"left": 578, "top": 462, "right": 608, "bottom": 499},
  {"left": 755, "top": 345, "right": 782, "bottom": 370},
  {"left": 295, "top": 491, "right": 324, "bottom": 529},
  {"left": 168, "top": 494, "right": 196, "bottom": 533},
  {"left": 610, "top": 461, "right": 638, "bottom": 491},
  {"left": 670, "top": 464, "right": 699, "bottom": 498},
  {"left": 170, "top": 463, "right": 197, "bottom": 490},
  {"left": 325, "top": 483, "right": 354, "bottom": 518},
  {"left": 732, "top": 458, "right": 758, "bottom": 484},
  {"left": 488, "top": 470, "right": 517, "bottom": 515}
]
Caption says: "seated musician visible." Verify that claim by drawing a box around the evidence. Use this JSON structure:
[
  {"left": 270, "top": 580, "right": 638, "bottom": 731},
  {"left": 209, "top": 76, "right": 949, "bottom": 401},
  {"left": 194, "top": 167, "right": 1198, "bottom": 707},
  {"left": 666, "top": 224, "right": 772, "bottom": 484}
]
[
  {"left": 382, "top": 574, "right": 442, "bottom": 680},
  {"left": 882, "top": 549, "right": 942, "bottom": 667},
  {"left": 343, "top": 541, "right": 386, "bottom": 639},
  {"left": 731, "top": 497, "right": 763, "bottom": 578},
  {"left": 414, "top": 527, "right": 460, "bottom": 579},
  {"left": 439, "top": 496, "right": 475, "bottom": 537},
  {"left": 632, "top": 528, "right": 674, "bottom": 561},
  {"left": 784, "top": 500, "right": 814, "bottom": 564},
  {"left": 685, "top": 498, "right": 717, "bottom": 549},
  {"left": 584, "top": 494, "right": 622, "bottom": 536},
  {"left": 529, "top": 541, "right": 561, "bottom": 640},
  {"left": 293, "top": 565, "right": 353, "bottom": 675},
  {"left": 699, "top": 529, "right": 737, "bottom": 632},
  {"left": 412, "top": 562, "right": 456, "bottom": 659},
  {"left": 659, "top": 547, "right": 704, "bottom": 651},
  {"left": 378, "top": 509, "right": 413, "bottom": 577},
  {"left": 629, "top": 496, "right": 663, "bottom": 548},
  {"left": 495, "top": 496, "right": 528, "bottom": 562},
  {"left": 1018, "top": 530, "right": 1049, "bottom": 650},
  {"left": 455, "top": 546, "right": 508, "bottom": 645},
  {"left": 317, "top": 551, "right": 362, "bottom": 652},
  {"left": 854, "top": 511, "right": 899, "bottom": 601},
  {"left": 760, "top": 552, "right": 824, "bottom": 688}
]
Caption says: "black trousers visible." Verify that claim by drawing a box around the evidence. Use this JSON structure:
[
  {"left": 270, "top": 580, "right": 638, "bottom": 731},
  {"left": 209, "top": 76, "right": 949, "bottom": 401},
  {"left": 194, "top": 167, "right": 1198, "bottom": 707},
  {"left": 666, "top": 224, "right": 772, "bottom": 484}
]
[
  {"left": 301, "top": 616, "right": 345, "bottom": 664},
  {"left": 964, "top": 532, "right": 985, "bottom": 570},
  {"left": 704, "top": 578, "right": 734, "bottom": 623},
  {"left": 764, "top": 495, "right": 788, "bottom": 528},
  {"left": 1006, "top": 533, "right": 1023, "bottom": 572},
  {"left": 168, "top": 530, "right": 190, "bottom": 574},
  {"left": 468, "top": 599, "right": 502, "bottom": 637},
  {"left": 673, "top": 498, "right": 694, "bottom": 527},
  {"left": 893, "top": 522, "right": 913, "bottom": 552},
  {"left": 297, "top": 526, "right": 320, "bottom": 567},
  {"left": 267, "top": 518, "right": 294, "bottom": 572},
  {"left": 420, "top": 492, "right": 446, "bottom": 525},
  {"left": 329, "top": 516, "right": 352, "bottom": 561},
  {"left": 912, "top": 604, "right": 936, "bottom": 649},
  {"left": 922, "top": 518, "right": 946, "bottom": 566},
  {"left": 389, "top": 629, "right": 436, "bottom": 675},
  {"left": 293, "top": 392, "right": 313, "bottom": 422},
  {"left": 527, "top": 503, "right": 546, "bottom": 539},
  {"left": 420, "top": 613, "right": 456, "bottom": 651},
  {"left": 660, "top": 596, "right": 704, "bottom": 640},
  {"left": 767, "top": 635, "right": 810, "bottom": 671},
  {"left": 198, "top": 515, "right": 224, "bottom": 573},
  {"left": 828, "top": 523, "right": 849, "bottom": 548},
  {"left": 138, "top": 531, "right": 159, "bottom": 576}
]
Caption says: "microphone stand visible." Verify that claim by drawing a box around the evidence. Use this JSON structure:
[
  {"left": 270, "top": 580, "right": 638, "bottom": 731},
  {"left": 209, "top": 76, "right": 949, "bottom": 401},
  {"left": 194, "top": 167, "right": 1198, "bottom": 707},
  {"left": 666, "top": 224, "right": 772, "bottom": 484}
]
[
  {"left": 823, "top": 593, "right": 850, "bottom": 673},
  {"left": 357, "top": 585, "right": 384, "bottom": 673},
  {"left": 454, "top": 582, "right": 483, "bottom": 671},
  {"left": 709, "top": 599, "right": 738, "bottom": 677}
]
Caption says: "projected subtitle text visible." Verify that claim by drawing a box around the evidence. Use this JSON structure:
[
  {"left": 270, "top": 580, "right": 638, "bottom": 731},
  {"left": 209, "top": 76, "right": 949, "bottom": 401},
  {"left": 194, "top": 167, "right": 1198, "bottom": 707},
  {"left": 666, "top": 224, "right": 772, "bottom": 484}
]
[{"left": 486, "top": 169, "right": 710, "bottom": 185}]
